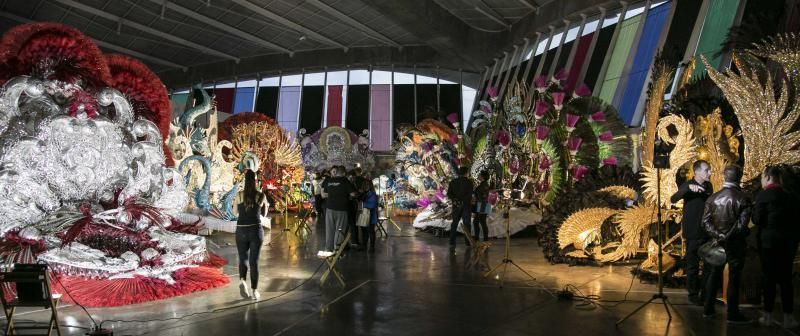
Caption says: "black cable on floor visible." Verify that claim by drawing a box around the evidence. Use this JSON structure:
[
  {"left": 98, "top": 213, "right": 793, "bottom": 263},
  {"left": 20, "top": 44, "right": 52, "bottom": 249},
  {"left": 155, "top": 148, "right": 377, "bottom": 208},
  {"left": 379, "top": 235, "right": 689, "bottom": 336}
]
[
  {"left": 560, "top": 269, "right": 637, "bottom": 311},
  {"left": 46, "top": 261, "right": 100, "bottom": 330}
]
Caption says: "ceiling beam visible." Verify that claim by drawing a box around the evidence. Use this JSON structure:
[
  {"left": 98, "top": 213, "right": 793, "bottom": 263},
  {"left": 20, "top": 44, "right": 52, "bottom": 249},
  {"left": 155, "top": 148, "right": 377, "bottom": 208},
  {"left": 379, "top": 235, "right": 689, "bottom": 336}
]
[
  {"left": 303, "top": 0, "right": 402, "bottom": 49},
  {"left": 156, "top": 45, "right": 474, "bottom": 89},
  {"left": 518, "top": 0, "right": 538, "bottom": 10},
  {"left": 146, "top": 0, "right": 293, "bottom": 55},
  {"left": 473, "top": 0, "right": 509, "bottom": 29},
  {"left": 359, "top": 0, "right": 485, "bottom": 68},
  {"left": 94, "top": 40, "right": 188, "bottom": 71},
  {"left": 52, "top": 0, "right": 240, "bottom": 62},
  {"left": 230, "top": 0, "right": 348, "bottom": 51},
  {"left": 0, "top": 11, "right": 188, "bottom": 71}
]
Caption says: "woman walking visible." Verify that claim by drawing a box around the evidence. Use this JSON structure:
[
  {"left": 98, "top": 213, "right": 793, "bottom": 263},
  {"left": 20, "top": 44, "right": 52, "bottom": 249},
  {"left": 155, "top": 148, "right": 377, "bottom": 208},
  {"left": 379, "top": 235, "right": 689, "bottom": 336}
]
[{"left": 236, "top": 170, "right": 266, "bottom": 300}]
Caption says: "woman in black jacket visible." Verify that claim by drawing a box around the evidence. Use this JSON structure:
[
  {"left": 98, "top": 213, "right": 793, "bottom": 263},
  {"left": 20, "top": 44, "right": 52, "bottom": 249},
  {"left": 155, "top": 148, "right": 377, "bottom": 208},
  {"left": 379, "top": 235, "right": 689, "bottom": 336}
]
[
  {"left": 236, "top": 170, "right": 266, "bottom": 301},
  {"left": 754, "top": 166, "right": 798, "bottom": 328}
]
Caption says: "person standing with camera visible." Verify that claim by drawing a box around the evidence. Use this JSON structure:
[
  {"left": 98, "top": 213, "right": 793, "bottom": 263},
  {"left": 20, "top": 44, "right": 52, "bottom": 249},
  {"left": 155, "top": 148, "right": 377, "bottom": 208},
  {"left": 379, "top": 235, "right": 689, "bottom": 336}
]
[
  {"left": 701, "top": 165, "right": 752, "bottom": 324},
  {"left": 319, "top": 166, "right": 356, "bottom": 257},
  {"left": 447, "top": 167, "right": 473, "bottom": 247},
  {"left": 670, "top": 160, "right": 713, "bottom": 305}
]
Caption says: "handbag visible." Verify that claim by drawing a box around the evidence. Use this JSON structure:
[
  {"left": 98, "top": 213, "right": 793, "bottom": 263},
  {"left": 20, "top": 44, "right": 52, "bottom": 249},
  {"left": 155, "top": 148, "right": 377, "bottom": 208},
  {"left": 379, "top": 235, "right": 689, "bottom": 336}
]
[
  {"left": 473, "top": 202, "right": 489, "bottom": 214},
  {"left": 356, "top": 208, "right": 371, "bottom": 227},
  {"left": 699, "top": 240, "right": 726, "bottom": 266}
]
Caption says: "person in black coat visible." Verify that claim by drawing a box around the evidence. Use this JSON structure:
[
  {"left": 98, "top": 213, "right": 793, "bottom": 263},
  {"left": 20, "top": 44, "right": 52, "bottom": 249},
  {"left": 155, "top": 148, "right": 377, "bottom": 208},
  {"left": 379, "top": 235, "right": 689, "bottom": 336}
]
[
  {"left": 447, "top": 166, "right": 473, "bottom": 247},
  {"left": 754, "top": 166, "right": 799, "bottom": 328},
  {"left": 670, "top": 160, "right": 713, "bottom": 305},
  {"left": 701, "top": 165, "right": 752, "bottom": 324}
]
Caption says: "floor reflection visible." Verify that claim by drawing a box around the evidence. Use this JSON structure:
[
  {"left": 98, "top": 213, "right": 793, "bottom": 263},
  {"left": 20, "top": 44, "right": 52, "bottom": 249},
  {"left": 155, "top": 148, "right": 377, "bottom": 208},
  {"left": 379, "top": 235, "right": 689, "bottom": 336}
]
[{"left": 4, "top": 214, "right": 791, "bottom": 336}]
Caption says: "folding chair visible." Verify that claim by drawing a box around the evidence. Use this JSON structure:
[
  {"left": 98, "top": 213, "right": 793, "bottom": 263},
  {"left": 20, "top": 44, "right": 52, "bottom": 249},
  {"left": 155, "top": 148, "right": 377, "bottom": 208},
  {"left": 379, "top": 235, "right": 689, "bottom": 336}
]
[
  {"left": 380, "top": 199, "right": 402, "bottom": 231},
  {"left": 375, "top": 217, "right": 390, "bottom": 238},
  {"left": 320, "top": 232, "right": 351, "bottom": 287},
  {"left": 294, "top": 207, "right": 314, "bottom": 237},
  {"left": 0, "top": 264, "right": 61, "bottom": 336}
]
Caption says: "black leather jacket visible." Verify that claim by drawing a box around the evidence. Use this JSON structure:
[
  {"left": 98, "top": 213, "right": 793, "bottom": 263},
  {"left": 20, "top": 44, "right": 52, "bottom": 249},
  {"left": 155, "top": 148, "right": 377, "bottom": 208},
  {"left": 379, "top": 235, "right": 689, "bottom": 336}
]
[{"left": 702, "top": 184, "right": 751, "bottom": 242}]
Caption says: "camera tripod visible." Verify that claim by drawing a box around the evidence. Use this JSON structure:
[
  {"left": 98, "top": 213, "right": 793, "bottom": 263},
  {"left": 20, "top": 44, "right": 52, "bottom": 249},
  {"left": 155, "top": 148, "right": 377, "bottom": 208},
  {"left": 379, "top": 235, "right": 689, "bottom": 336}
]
[
  {"left": 616, "top": 166, "right": 687, "bottom": 330},
  {"left": 483, "top": 200, "right": 536, "bottom": 287}
]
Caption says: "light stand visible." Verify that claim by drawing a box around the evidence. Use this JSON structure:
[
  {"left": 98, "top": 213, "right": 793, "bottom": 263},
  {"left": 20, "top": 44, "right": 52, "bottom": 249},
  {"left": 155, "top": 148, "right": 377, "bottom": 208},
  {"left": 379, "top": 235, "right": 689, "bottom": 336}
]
[
  {"left": 483, "top": 195, "right": 537, "bottom": 287},
  {"left": 268, "top": 185, "right": 293, "bottom": 247},
  {"left": 382, "top": 193, "right": 401, "bottom": 231},
  {"left": 616, "top": 158, "right": 686, "bottom": 329}
]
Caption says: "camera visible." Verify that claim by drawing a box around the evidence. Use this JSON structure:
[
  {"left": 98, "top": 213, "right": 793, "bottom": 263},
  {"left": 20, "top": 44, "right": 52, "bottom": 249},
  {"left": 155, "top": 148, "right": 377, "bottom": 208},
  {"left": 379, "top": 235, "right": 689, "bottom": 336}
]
[
  {"left": 652, "top": 136, "right": 670, "bottom": 169},
  {"left": 653, "top": 154, "right": 670, "bottom": 169},
  {"left": 501, "top": 188, "right": 525, "bottom": 201}
]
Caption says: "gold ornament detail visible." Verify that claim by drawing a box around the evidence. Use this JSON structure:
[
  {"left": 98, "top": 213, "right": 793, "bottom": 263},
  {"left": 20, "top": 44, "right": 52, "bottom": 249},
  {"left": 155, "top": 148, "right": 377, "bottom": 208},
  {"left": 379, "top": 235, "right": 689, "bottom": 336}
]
[
  {"left": 676, "top": 57, "right": 696, "bottom": 96},
  {"left": 703, "top": 55, "right": 800, "bottom": 180},
  {"left": 639, "top": 115, "right": 697, "bottom": 207},
  {"left": 639, "top": 239, "right": 676, "bottom": 272},
  {"left": 641, "top": 63, "right": 673, "bottom": 166},
  {"left": 597, "top": 185, "right": 637, "bottom": 200},
  {"left": 691, "top": 109, "right": 737, "bottom": 190},
  {"left": 557, "top": 207, "right": 618, "bottom": 254},
  {"left": 750, "top": 32, "right": 800, "bottom": 80},
  {"left": 230, "top": 121, "right": 303, "bottom": 182},
  {"left": 595, "top": 204, "right": 658, "bottom": 263}
]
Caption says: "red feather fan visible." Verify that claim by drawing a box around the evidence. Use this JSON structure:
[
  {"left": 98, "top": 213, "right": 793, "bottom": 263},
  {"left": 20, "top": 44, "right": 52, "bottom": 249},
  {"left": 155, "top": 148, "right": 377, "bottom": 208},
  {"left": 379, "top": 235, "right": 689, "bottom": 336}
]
[
  {"left": 52, "top": 267, "right": 229, "bottom": 307},
  {"left": 0, "top": 22, "right": 111, "bottom": 89},
  {"left": 106, "top": 54, "right": 174, "bottom": 166},
  {"left": 198, "top": 252, "right": 228, "bottom": 268}
]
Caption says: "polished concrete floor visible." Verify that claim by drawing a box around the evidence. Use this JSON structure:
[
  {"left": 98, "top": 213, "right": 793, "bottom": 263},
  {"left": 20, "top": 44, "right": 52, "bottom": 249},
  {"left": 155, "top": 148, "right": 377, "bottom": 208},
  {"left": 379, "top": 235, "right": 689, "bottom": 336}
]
[{"left": 4, "top": 214, "right": 799, "bottom": 335}]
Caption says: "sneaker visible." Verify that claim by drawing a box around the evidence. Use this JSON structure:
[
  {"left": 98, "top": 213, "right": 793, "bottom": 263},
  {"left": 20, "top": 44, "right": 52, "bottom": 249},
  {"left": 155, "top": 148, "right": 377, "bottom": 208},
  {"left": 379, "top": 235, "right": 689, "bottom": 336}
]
[
  {"left": 688, "top": 295, "right": 702, "bottom": 306},
  {"left": 252, "top": 290, "right": 261, "bottom": 301},
  {"left": 784, "top": 314, "right": 798, "bottom": 329},
  {"left": 317, "top": 250, "right": 333, "bottom": 257},
  {"left": 727, "top": 313, "right": 752, "bottom": 325},
  {"left": 239, "top": 279, "right": 251, "bottom": 299},
  {"left": 703, "top": 308, "right": 715, "bottom": 318}
]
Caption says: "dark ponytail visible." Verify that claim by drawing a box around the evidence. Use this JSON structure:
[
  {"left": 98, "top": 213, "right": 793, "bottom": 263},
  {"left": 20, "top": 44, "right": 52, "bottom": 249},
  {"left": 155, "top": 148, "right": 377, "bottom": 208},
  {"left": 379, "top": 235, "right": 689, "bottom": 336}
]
[{"left": 243, "top": 170, "right": 262, "bottom": 209}]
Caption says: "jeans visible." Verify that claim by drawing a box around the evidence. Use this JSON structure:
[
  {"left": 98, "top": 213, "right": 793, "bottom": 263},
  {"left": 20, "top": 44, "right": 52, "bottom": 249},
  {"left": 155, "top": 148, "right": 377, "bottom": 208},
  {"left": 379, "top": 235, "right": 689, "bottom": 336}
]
[
  {"left": 449, "top": 204, "right": 471, "bottom": 245},
  {"left": 685, "top": 238, "right": 707, "bottom": 298},
  {"left": 705, "top": 237, "right": 746, "bottom": 314},
  {"left": 314, "top": 195, "right": 325, "bottom": 224},
  {"left": 325, "top": 209, "right": 349, "bottom": 251},
  {"left": 360, "top": 224, "right": 376, "bottom": 249},
  {"left": 760, "top": 243, "right": 798, "bottom": 313},
  {"left": 348, "top": 203, "right": 360, "bottom": 245},
  {"left": 235, "top": 225, "right": 264, "bottom": 290},
  {"left": 473, "top": 213, "right": 488, "bottom": 241}
]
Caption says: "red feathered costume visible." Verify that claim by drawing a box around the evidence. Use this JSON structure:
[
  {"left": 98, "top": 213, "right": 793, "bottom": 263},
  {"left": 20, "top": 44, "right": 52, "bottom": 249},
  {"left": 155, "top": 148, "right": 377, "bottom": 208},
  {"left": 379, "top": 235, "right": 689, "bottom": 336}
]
[{"left": 0, "top": 22, "right": 228, "bottom": 307}]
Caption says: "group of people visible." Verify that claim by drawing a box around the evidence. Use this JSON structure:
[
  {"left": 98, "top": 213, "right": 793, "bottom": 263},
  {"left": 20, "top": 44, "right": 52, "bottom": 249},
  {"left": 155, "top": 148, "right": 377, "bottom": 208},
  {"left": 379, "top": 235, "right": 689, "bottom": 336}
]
[
  {"left": 313, "top": 166, "right": 380, "bottom": 256},
  {"left": 232, "top": 166, "right": 380, "bottom": 300},
  {"left": 447, "top": 167, "right": 493, "bottom": 246},
  {"left": 673, "top": 161, "right": 800, "bottom": 327}
]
